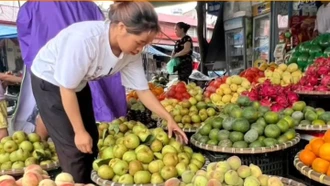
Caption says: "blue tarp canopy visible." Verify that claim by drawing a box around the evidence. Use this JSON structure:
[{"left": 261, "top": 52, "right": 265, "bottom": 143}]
[
  {"left": 0, "top": 25, "right": 17, "bottom": 39},
  {"left": 145, "top": 45, "right": 170, "bottom": 57}
]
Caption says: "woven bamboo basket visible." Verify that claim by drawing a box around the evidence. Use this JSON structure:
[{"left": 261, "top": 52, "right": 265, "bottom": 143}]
[
  {"left": 294, "top": 151, "right": 330, "bottom": 185},
  {"left": 295, "top": 124, "right": 330, "bottom": 131},
  {"left": 190, "top": 133, "right": 300, "bottom": 154},
  {"left": 295, "top": 90, "right": 330, "bottom": 96},
  {"left": 0, "top": 161, "right": 60, "bottom": 176},
  {"left": 91, "top": 171, "right": 305, "bottom": 186}
]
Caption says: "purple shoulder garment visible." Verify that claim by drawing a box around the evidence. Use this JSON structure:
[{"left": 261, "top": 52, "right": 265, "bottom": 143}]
[{"left": 14, "top": 1, "right": 126, "bottom": 132}]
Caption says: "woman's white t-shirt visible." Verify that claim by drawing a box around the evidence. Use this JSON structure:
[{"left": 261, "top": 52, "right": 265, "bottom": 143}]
[{"left": 31, "top": 20, "right": 149, "bottom": 92}]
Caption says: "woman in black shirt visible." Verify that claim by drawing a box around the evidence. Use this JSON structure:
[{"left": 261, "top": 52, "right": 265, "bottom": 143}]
[{"left": 172, "top": 22, "right": 193, "bottom": 83}]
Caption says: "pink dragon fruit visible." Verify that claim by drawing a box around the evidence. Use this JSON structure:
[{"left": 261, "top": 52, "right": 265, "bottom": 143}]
[
  {"left": 315, "top": 86, "right": 329, "bottom": 91},
  {"left": 314, "top": 57, "right": 327, "bottom": 66},
  {"left": 321, "top": 75, "right": 330, "bottom": 86},
  {"left": 299, "top": 85, "right": 314, "bottom": 91},
  {"left": 271, "top": 104, "right": 284, "bottom": 112},
  {"left": 287, "top": 92, "right": 299, "bottom": 104},
  {"left": 308, "top": 75, "right": 319, "bottom": 86},
  {"left": 260, "top": 99, "right": 272, "bottom": 107},
  {"left": 247, "top": 90, "right": 259, "bottom": 101},
  {"left": 275, "top": 96, "right": 289, "bottom": 107},
  {"left": 318, "top": 66, "right": 330, "bottom": 76}
]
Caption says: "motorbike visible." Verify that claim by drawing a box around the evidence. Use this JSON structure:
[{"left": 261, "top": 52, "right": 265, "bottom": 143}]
[{"left": 5, "top": 71, "right": 21, "bottom": 117}]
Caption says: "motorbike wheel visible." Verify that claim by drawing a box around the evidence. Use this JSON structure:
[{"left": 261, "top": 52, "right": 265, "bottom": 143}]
[{"left": 7, "top": 99, "right": 17, "bottom": 117}]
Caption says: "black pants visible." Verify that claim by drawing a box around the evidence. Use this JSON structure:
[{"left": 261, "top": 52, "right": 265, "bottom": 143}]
[{"left": 31, "top": 73, "right": 98, "bottom": 183}]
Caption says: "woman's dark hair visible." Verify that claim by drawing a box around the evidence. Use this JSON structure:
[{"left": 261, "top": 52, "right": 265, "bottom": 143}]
[
  {"left": 176, "top": 22, "right": 191, "bottom": 33},
  {"left": 109, "top": 2, "right": 161, "bottom": 35}
]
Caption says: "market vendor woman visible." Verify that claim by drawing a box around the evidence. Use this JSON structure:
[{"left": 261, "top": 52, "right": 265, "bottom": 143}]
[
  {"left": 173, "top": 22, "right": 193, "bottom": 83},
  {"left": 30, "top": 2, "right": 188, "bottom": 183}
]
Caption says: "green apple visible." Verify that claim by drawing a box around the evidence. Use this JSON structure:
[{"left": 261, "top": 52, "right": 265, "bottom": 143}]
[
  {"left": 132, "top": 125, "right": 147, "bottom": 135},
  {"left": 156, "top": 131, "right": 170, "bottom": 145},
  {"left": 9, "top": 151, "right": 19, "bottom": 162},
  {"left": 160, "top": 166, "right": 178, "bottom": 180},
  {"left": 113, "top": 144, "right": 128, "bottom": 159},
  {"left": 1, "top": 136, "right": 12, "bottom": 144},
  {"left": 163, "top": 153, "right": 179, "bottom": 167},
  {"left": 97, "top": 165, "right": 114, "bottom": 180},
  {"left": 115, "top": 137, "right": 124, "bottom": 145},
  {"left": 137, "top": 129, "right": 151, "bottom": 142},
  {"left": 112, "top": 160, "right": 129, "bottom": 176},
  {"left": 0, "top": 152, "right": 10, "bottom": 164},
  {"left": 40, "top": 160, "right": 52, "bottom": 167},
  {"left": 135, "top": 145, "right": 149, "bottom": 154},
  {"left": 153, "top": 152, "right": 163, "bottom": 160},
  {"left": 190, "top": 159, "right": 204, "bottom": 169},
  {"left": 151, "top": 173, "right": 164, "bottom": 184},
  {"left": 169, "top": 140, "right": 183, "bottom": 152},
  {"left": 109, "top": 158, "right": 120, "bottom": 168},
  {"left": 161, "top": 145, "right": 177, "bottom": 155},
  {"left": 148, "top": 160, "right": 164, "bottom": 173},
  {"left": 12, "top": 131, "right": 27, "bottom": 144},
  {"left": 150, "top": 139, "right": 163, "bottom": 152},
  {"left": 128, "top": 160, "right": 144, "bottom": 176},
  {"left": 100, "top": 146, "right": 114, "bottom": 159},
  {"left": 122, "top": 150, "right": 137, "bottom": 162},
  {"left": 188, "top": 164, "right": 199, "bottom": 173},
  {"left": 175, "top": 162, "right": 187, "bottom": 176},
  {"left": 27, "top": 133, "right": 41, "bottom": 143},
  {"left": 182, "top": 170, "right": 195, "bottom": 184},
  {"left": 33, "top": 142, "right": 45, "bottom": 150},
  {"left": 136, "top": 148, "right": 154, "bottom": 164},
  {"left": 19, "top": 141, "right": 33, "bottom": 153},
  {"left": 189, "top": 97, "right": 197, "bottom": 105},
  {"left": 25, "top": 157, "right": 38, "bottom": 167},
  {"left": 4, "top": 140, "right": 18, "bottom": 153},
  {"left": 1, "top": 161, "right": 11, "bottom": 170},
  {"left": 151, "top": 128, "right": 164, "bottom": 136},
  {"left": 134, "top": 171, "right": 151, "bottom": 184},
  {"left": 124, "top": 134, "right": 140, "bottom": 149},
  {"left": 183, "top": 146, "right": 193, "bottom": 156},
  {"left": 118, "top": 174, "right": 134, "bottom": 184},
  {"left": 103, "top": 135, "right": 116, "bottom": 146},
  {"left": 32, "top": 149, "right": 45, "bottom": 160},
  {"left": 112, "top": 175, "right": 120, "bottom": 182},
  {"left": 178, "top": 153, "right": 190, "bottom": 165},
  {"left": 92, "top": 159, "right": 103, "bottom": 171},
  {"left": 192, "top": 153, "right": 206, "bottom": 164}
]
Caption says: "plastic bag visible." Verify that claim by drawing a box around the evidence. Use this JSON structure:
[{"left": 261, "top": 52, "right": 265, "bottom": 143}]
[
  {"left": 189, "top": 70, "right": 214, "bottom": 81},
  {"left": 167, "top": 58, "right": 180, "bottom": 74}
]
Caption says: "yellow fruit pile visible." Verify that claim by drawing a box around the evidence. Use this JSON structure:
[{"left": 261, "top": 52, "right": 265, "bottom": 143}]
[
  {"left": 210, "top": 75, "right": 251, "bottom": 106},
  {"left": 258, "top": 63, "right": 303, "bottom": 86}
]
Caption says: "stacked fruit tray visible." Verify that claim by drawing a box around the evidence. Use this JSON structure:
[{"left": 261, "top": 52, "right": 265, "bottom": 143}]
[{"left": 0, "top": 131, "right": 59, "bottom": 176}]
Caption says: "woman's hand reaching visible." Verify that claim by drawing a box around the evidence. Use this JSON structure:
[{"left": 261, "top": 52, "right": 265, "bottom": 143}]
[{"left": 167, "top": 118, "right": 188, "bottom": 144}]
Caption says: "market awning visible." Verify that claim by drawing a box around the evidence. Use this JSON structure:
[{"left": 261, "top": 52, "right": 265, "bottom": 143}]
[
  {"left": 144, "top": 45, "right": 170, "bottom": 57},
  {"left": 0, "top": 25, "right": 17, "bottom": 39}
]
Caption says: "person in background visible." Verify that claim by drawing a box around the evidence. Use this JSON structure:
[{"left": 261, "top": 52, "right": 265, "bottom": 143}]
[
  {"left": 314, "top": 1, "right": 330, "bottom": 36},
  {"left": 172, "top": 22, "right": 193, "bottom": 84},
  {"left": 16, "top": 1, "right": 127, "bottom": 137},
  {"left": 30, "top": 2, "right": 187, "bottom": 183}
]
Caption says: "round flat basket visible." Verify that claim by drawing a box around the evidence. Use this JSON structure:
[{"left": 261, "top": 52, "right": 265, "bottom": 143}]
[
  {"left": 267, "top": 175, "right": 306, "bottom": 186},
  {"left": 295, "top": 124, "right": 330, "bottom": 131},
  {"left": 294, "top": 151, "right": 330, "bottom": 185},
  {"left": 295, "top": 90, "right": 330, "bottom": 96},
  {"left": 190, "top": 133, "right": 300, "bottom": 154},
  {"left": 0, "top": 161, "right": 60, "bottom": 176}
]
